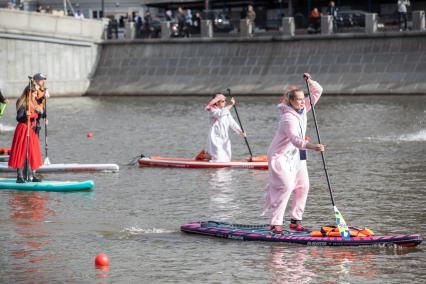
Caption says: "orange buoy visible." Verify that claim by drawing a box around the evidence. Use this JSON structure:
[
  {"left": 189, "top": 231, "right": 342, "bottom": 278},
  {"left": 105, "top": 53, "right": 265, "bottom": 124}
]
[
  {"left": 87, "top": 132, "right": 94, "bottom": 139},
  {"left": 95, "top": 253, "right": 109, "bottom": 267}
]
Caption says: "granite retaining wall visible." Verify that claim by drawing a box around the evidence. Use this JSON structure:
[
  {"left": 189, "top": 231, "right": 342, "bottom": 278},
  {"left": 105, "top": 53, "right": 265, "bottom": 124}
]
[
  {"left": 0, "top": 9, "right": 107, "bottom": 97},
  {"left": 87, "top": 33, "right": 426, "bottom": 96}
]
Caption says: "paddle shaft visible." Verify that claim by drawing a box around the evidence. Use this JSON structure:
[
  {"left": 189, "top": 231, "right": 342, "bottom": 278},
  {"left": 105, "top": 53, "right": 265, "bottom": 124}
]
[
  {"left": 25, "top": 79, "right": 31, "bottom": 180},
  {"left": 304, "top": 79, "right": 336, "bottom": 206},
  {"left": 227, "top": 89, "right": 253, "bottom": 158},
  {"left": 44, "top": 98, "right": 48, "bottom": 158}
]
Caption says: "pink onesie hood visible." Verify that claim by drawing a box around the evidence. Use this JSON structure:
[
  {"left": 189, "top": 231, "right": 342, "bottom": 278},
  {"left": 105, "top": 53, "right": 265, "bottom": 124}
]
[
  {"left": 278, "top": 103, "right": 302, "bottom": 117},
  {"left": 205, "top": 94, "right": 226, "bottom": 111}
]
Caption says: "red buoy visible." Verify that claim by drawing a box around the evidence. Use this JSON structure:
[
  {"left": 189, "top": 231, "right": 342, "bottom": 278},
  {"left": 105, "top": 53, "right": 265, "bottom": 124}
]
[
  {"left": 87, "top": 132, "right": 94, "bottom": 139},
  {"left": 95, "top": 253, "right": 109, "bottom": 267}
]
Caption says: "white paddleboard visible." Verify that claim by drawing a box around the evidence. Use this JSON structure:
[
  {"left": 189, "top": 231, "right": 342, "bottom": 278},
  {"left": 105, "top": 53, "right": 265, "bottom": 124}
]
[{"left": 0, "top": 162, "right": 119, "bottom": 173}]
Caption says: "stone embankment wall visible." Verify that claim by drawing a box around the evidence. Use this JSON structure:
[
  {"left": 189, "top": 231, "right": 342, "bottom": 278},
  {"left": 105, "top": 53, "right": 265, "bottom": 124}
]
[
  {"left": 87, "top": 33, "right": 426, "bottom": 96},
  {"left": 0, "top": 8, "right": 107, "bottom": 97},
  {"left": 1, "top": 8, "right": 425, "bottom": 97}
]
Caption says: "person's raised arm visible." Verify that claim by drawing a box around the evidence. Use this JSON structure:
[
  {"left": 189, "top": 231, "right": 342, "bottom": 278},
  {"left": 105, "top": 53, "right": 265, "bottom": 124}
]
[{"left": 303, "top": 73, "right": 323, "bottom": 113}]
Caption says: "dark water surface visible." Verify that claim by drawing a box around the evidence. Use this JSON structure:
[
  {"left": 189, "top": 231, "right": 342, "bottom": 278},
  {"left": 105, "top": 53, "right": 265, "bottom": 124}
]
[{"left": 0, "top": 95, "right": 425, "bottom": 283}]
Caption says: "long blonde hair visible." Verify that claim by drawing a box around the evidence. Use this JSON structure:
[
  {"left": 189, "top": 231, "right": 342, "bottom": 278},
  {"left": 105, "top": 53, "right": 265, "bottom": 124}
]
[{"left": 16, "top": 86, "right": 35, "bottom": 111}]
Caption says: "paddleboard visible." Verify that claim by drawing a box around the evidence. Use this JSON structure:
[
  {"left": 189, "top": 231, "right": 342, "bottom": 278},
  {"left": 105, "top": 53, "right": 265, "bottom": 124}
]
[
  {"left": 0, "top": 103, "right": 6, "bottom": 118},
  {"left": 0, "top": 155, "right": 9, "bottom": 162},
  {"left": 0, "top": 162, "right": 119, "bottom": 173},
  {"left": 181, "top": 221, "right": 422, "bottom": 247},
  {"left": 139, "top": 156, "right": 268, "bottom": 170},
  {"left": 0, "top": 178, "right": 94, "bottom": 192}
]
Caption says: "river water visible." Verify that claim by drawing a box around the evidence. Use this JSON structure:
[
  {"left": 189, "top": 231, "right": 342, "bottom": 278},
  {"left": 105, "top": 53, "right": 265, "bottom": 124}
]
[{"left": 0, "top": 95, "right": 425, "bottom": 283}]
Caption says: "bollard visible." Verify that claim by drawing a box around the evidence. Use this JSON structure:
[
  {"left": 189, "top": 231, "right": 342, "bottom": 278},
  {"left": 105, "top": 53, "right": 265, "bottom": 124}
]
[
  {"left": 161, "top": 21, "right": 171, "bottom": 39},
  {"left": 240, "top": 19, "right": 253, "bottom": 37},
  {"left": 201, "top": 20, "right": 213, "bottom": 38},
  {"left": 23, "top": 0, "right": 38, "bottom": 11},
  {"left": 321, "top": 15, "right": 333, "bottom": 35},
  {"left": 412, "top": 11, "right": 426, "bottom": 31},
  {"left": 125, "top": 21, "right": 136, "bottom": 39},
  {"left": 282, "top": 17, "right": 295, "bottom": 36},
  {"left": 365, "top": 13, "right": 377, "bottom": 34}
]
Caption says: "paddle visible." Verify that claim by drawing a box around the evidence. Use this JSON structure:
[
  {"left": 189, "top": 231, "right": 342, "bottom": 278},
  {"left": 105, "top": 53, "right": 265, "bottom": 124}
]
[
  {"left": 24, "top": 77, "right": 32, "bottom": 181},
  {"left": 304, "top": 75, "right": 351, "bottom": 240},
  {"left": 226, "top": 88, "right": 253, "bottom": 161},
  {"left": 43, "top": 91, "right": 50, "bottom": 165}
]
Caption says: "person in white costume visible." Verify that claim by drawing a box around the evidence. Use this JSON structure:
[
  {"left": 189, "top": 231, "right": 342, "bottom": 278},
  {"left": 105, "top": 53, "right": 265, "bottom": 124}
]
[{"left": 202, "top": 93, "right": 246, "bottom": 162}]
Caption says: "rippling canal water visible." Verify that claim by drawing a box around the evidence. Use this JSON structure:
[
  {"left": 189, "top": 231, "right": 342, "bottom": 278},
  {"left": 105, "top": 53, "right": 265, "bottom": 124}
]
[{"left": 0, "top": 95, "right": 425, "bottom": 283}]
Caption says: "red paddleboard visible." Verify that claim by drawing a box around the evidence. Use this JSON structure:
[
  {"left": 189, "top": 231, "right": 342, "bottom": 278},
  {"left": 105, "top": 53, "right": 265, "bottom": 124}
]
[{"left": 139, "top": 155, "right": 268, "bottom": 170}]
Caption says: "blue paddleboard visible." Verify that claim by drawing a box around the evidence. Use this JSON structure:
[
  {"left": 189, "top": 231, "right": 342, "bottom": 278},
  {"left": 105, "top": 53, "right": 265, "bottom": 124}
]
[{"left": 0, "top": 178, "right": 94, "bottom": 192}]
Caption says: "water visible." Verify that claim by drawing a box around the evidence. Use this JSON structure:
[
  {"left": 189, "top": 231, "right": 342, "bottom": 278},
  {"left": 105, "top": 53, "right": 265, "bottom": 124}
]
[{"left": 0, "top": 95, "right": 425, "bottom": 283}]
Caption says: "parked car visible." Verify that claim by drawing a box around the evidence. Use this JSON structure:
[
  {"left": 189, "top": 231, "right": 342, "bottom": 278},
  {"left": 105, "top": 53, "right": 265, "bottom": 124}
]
[
  {"left": 336, "top": 10, "right": 366, "bottom": 28},
  {"left": 202, "top": 11, "right": 234, "bottom": 32}
]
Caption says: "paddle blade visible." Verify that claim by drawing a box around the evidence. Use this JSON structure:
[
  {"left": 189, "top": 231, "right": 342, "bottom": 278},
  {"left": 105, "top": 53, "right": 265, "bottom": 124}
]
[
  {"left": 334, "top": 206, "right": 351, "bottom": 240},
  {"left": 44, "top": 157, "right": 51, "bottom": 165}
]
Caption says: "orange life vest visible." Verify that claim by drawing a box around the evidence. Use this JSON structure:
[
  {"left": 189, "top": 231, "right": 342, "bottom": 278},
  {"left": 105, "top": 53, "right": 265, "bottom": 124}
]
[
  {"left": 36, "top": 88, "right": 46, "bottom": 109},
  {"left": 310, "top": 225, "right": 374, "bottom": 238}
]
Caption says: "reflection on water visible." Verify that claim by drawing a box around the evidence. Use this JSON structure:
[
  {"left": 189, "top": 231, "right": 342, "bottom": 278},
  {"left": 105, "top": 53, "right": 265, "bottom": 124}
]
[
  {"left": 267, "top": 246, "right": 380, "bottom": 284},
  {"left": 268, "top": 246, "right": 314, "bottom": 284},
  {"left": 95, "top": 265, "right": 110, "bottom": 279},
  {"left": 8, "top": 192, "right": 55, "bottom": 281},
  {"left": 208, "top": 169, "right": 240, "bottom": 220},
  {"left": 308, "top": 247, "right": 377, "bottom": 280}
]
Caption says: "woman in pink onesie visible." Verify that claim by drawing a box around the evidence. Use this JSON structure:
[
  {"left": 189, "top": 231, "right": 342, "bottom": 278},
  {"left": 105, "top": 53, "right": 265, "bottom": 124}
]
[{"left": 264, "top": 73, "right": 325, "bottom": 234}]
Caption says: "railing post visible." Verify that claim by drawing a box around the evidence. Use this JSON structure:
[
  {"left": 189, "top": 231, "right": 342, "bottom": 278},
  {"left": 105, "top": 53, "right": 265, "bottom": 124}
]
[
  {"left": 161, "top": 21, "right": 170, "bottom": 39},
  {"left": 412, "top": 10, "right": 426, "bottom": 31},
  {"left": 321, "top": 15, "right": 333, "bottom": 35},
  {"left": 282, "top": 17, "right": 295, "bottom": 36},
  {"left": 125, "top": 21, "right": 136, "bottom": 39},
  {"left": 23, "top": 0, "right": 38, "bottom": 11},
  {"left": 201, "top": 20, "right": 213, "bottom": 38},
  {"left": 240, "top": 19, "right": 253, "bottom": 37},
  {"left": 365, "top": 13, "right": 378, "bottom": 34}
]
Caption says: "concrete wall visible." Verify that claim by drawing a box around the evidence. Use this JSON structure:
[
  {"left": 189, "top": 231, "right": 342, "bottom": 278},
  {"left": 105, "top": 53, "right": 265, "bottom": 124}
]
[
  {"left": 2, "top": 7, "right": 426, "bottom": 97},
  {"left": 0, "top": 8, "right": 107, "bottom": 97},
  {"left": 0, "top": 8, "right": 106, "bottom": 42},
  {"left": 87, "top": 33, "right": 426, "bottom": 96}
]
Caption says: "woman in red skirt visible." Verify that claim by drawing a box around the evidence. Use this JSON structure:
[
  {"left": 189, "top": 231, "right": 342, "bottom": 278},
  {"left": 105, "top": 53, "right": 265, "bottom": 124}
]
[{"left": 8, "top": 86, "right": 43, "bottom": 183}]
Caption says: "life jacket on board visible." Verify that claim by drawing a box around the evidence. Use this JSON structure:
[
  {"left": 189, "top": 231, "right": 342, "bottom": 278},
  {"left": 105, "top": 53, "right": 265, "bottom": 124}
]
[
  {"left": 249, "top": 155, "right": 268, "bottom": 162},
  {"left": 310, "top": 225, "right": 374, "bottom": 238},
  {"left": 0, "top": 147, "right": 11, "bottom": 155}
]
